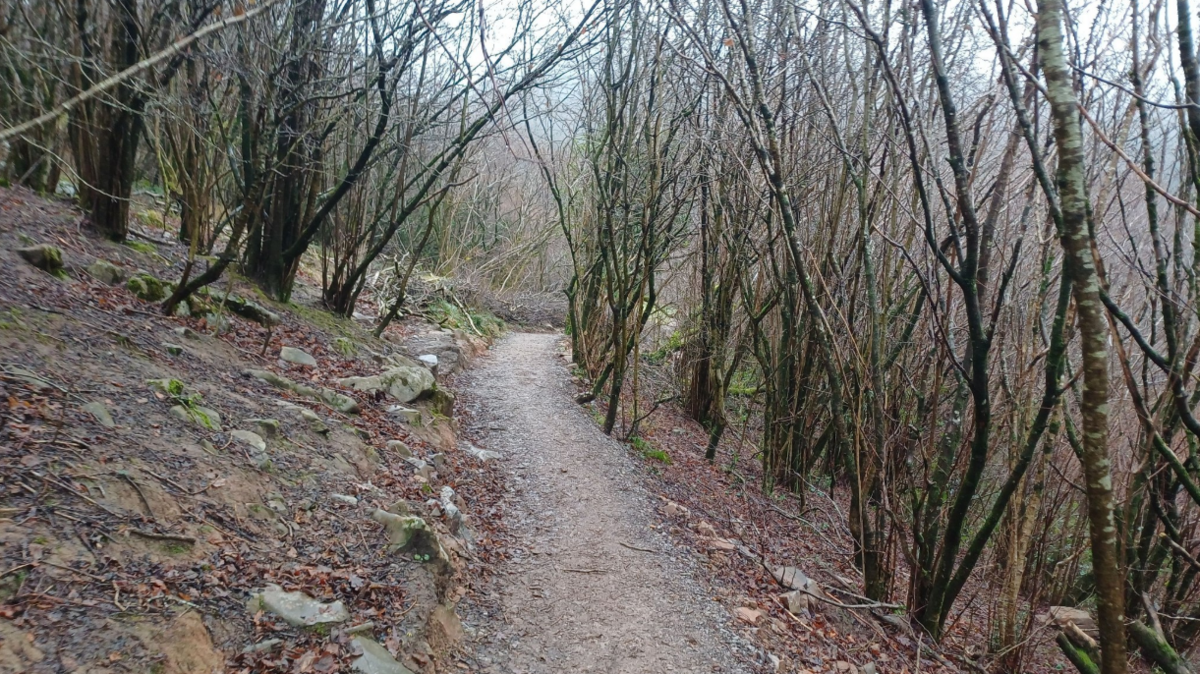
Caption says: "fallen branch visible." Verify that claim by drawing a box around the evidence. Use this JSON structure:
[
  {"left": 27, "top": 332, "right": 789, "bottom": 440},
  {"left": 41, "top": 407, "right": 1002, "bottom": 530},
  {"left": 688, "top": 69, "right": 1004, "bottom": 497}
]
[
  {"left": 619, "top": 541, "right": 659, "bottom": 553},
  {"left": 129, "top": 528, "right": 196, "bottom": 545},
  {"left": 0, "top": 0, "right": 283, "bottom": 144},
  {"left": 799, "top": 586, "right": 904, "bottom": 611}
]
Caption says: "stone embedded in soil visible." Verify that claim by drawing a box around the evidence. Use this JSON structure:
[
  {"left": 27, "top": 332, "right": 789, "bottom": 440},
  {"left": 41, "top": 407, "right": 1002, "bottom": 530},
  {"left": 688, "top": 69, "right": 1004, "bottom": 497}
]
[
  {"left": 174, "top": 326, "right": 199, "bottom": 340},
  {"left": 207, "top": 313, "right": 232, "bottom": 334},
  {"left": 247, "top": 584, "right": 349, "bottom": 627},
  {"left": 81, "top": 400, "right": 115, "bottom": 428},
  {"left": 169, "top": 404, "right": 222, "bottom": 431},
  {"left": 331, "top": 494, "right": 359, "bottom": 506},
  {"left": 338, "top": 360, "right": 434, "bottom": 404},
  {"left": 350, "top": 636, "right": 415, "bottom": 674},
  {"left": 429, "top": 453, "right": 447, "bottom": 470},
  {"left": 231, "top": 429, "right": 267, "bottom": 452},
  {"left": 371, "top": 509, "right": 447, "bottom": 564},
  {"left": 417, "top": 354, "right": 439, "bottom": 375},
  {"left": 735, "top": 606, "right": 768, "bottom": 624},
  {"left": 429, "top": 388, "right": 454, "bottom": 417},
  {"left": 246, "top": 369, "right": 360, "bottom": 414},
  {"left": 225, "top": 296, "right": 281, "bottom": 327},
  {"left": 280, "top": 346, "right": 318, "bottom": 367},
  {"left": 86, "top": 258, "right": 125, "bottom": 284},
  {"left": 247, "top": 418, "right": 280, "bottom": 438},
  {"left": 439, "top": 486, "right": 464, "bottom": 534},
  {"left": 782, "top": 590, "right": 809, "bottom": 616},
  {"left": 404, "top": 457, "right": 434, "bottom": 481},
  {"left": 386, "top": 440, "right": 412, "bottom": 458},
  {"left": 385, "top": 405, "right": 421, "bottom": 425},
  {"left": 1046, "top": 606, "right": 1098, "bottom": 636},
  {"left": 163, "top": 342, "right": 184, "bottom": 356},
  {"left": 127, "top": 272, "right": 167, "bottom": 301},
  {"left": 17, "top": 244, "right": 64, "bottom": 274},
  {"left": 461, "top": 443, "right": 500, "bottom": 462},
  {"left": 772, "top": 566, "right": 809, "bottom": 591}
]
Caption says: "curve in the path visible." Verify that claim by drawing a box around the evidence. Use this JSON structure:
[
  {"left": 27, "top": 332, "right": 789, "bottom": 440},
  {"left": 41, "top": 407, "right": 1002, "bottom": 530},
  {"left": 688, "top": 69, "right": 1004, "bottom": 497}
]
[{"left": 460, "top": 332, "right": 752, "bottom": 674}]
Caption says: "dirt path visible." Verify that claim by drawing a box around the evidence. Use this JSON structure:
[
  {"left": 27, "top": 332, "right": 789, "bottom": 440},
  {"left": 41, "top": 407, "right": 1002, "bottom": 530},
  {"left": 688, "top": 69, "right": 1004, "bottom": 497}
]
[{"left": 459, "top": 333, "right": 753, "bottom": 674}]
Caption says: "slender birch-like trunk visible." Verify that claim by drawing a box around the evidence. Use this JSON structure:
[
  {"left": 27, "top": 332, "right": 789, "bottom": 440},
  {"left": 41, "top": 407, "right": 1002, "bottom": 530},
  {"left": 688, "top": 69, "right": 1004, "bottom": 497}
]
[{"left": 1037, "top": 2, "right": 1128, "bottom": 673}]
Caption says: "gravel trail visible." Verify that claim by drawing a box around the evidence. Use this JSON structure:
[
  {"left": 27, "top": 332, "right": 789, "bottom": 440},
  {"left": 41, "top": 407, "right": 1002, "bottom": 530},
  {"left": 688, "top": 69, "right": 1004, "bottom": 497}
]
[{"left": 460, "top": 332, "right": 752, "bottom": 674}]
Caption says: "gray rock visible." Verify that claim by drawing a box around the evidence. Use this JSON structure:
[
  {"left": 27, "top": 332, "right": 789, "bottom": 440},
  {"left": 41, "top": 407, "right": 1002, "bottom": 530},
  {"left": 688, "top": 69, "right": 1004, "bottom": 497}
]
[
  {"left": 225, "top": 296, "right": 281, "bottom": 327},
  {"left": 207, "top": 313, "right": 232, "bottom": 334},
  {"left": 17, "top": 244, "right": 63, "bottom": 274},
  {"left": 86, "top": 259, "right": 124, "bottom": 284},
  {"left": 385, "top": 405, "right": 421, "bottom": 425},
  {"left": 331, "top": 494, "right": 359, "bottom": 506},
  {"left": 169, "top": 404, "right": 222, "bottom": 431},
  {"left": 280, "top": 346, "right": 318, "bottom": 367},
  {"left": 163, "top": 342, "right": 184, "bottom": 356},
  {"left": 462, "top": 443, "right": 500, "bottom": 462},
  {"left": 782, "top": 589, "right": 809, "bottom": 616},
  {"left": 430, "top": 453, "right": 447, "bottom": 470},
  {"left": 401, "top": 331, "right": 467, "bottom": 375},
  {"left": 440, "top": 486, "right": 464, "bottom": 534},
  {"left": 245, "top": 369, "right": 360, "bottom": 414},
  {"left": 82, "top": 401, "right": 115, "bottom": 429},
  {"left": 370, "top": 510, "right": 447, "bottom": 565},
  {"left": 247, "top": 418, "right": 281, "bottom": 438},
  {"left": 333, "top": 337, "right": 357, "bottom": 357},
  {"left": 429, "top": 388, "right": 454, "bottom": 417},
  {"left": 417, "top": 354, "right": 439, "bottom": 376},
  {"left": 297, "top": 408, "right": 329, "bottom": 434},
  {"left": 231, "top": 430, "right": 267, "bottom": 452},
  {"left": 351, "top": 637, "right": 415, "bottom": 674},
  {"left": 126, "top": 273, "right": 166, "bottom": 302},
  {"left": 1047, "top": 606, "right": 1098, "bottom": 636},
  {"left": 772, "top": 566, "right": 809, "bottom": 590},
  {"left": 337, "top": 360, "right": 434, "bottom": 404},
  {"left": 247, "top": 584, "right": 349, "bottom": 627},
  {"left": 174, "top": 326, "right": 199, "bottom": 340},
  {"left": 386, "top": 440, "right": 412, "bottom": 458}
]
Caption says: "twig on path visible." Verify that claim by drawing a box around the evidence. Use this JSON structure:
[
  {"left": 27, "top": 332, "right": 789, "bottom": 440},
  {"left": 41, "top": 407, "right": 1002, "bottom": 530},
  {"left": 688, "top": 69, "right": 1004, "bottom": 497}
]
[
  {"left": 129, "top": 528, "right": 196, "bottom": 545},
  {"left": 560, "top": 567, "right": 607, "bottom": 574},
  {"left": 619, "top": 541, "right": 658, "bottom": 554},
  {"left": 118, "top": 471, "right": 155, "bottom": 519},
  {"left": 0, "top": 563, "right": 34, "bottom": 579},
  {"left": 39, "top": 560, "right": 108, "bottom": 582}
]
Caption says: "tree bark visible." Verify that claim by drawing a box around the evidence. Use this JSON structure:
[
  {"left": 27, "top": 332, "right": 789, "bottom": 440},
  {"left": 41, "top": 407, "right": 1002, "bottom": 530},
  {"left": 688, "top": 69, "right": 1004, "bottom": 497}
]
[{"left": 1037, "top": 2, "right": 1128, "bottom": 674}]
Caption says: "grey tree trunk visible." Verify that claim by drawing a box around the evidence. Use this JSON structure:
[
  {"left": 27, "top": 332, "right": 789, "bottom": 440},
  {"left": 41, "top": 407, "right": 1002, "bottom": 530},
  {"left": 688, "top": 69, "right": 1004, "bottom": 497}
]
[{"left": 1036, "top": 2, "right": 1128, "bottom": 674}]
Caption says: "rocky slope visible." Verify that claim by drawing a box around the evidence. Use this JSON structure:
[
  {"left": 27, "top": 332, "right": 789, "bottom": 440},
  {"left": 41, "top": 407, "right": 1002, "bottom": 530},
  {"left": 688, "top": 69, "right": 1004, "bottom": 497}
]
[{"left": 0, "top": 186, "right": 498, "bottom": 674}]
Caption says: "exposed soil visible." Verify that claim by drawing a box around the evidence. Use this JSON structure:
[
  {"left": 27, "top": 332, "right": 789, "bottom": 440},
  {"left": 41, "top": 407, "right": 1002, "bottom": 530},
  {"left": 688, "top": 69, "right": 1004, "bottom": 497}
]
[{"left": 456, "top": 333, "right": 757, "bottom": 673}]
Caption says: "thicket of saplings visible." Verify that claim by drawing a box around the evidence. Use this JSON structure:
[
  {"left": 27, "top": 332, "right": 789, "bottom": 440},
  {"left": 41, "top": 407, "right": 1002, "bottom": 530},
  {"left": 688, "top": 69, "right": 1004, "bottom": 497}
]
[{"left": 3, "top": 0, "right": 1200, "bottom": 672}]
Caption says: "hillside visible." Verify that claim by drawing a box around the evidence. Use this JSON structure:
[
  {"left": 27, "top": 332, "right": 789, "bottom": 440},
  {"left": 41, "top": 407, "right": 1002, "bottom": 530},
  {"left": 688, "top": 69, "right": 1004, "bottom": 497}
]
[{"left": 0, "top": 185, "right": 499, "bottom": 673}]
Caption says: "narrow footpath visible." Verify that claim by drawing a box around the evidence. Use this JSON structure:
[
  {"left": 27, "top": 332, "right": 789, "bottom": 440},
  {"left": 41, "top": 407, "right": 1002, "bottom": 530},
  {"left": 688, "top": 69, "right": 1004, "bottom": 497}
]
[{"left": 459, "top": 333, "right": 752, "bottom": 674}]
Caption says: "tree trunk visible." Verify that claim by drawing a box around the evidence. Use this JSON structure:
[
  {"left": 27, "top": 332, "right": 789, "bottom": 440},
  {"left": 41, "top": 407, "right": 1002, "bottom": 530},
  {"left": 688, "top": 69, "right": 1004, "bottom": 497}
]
[{"left": 1038, "top": 2, "right": 1128, "bottom": 674}]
